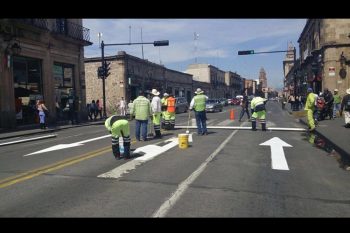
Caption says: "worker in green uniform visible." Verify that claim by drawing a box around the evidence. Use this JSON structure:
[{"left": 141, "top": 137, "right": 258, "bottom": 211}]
[
  {"left": 105, "top": 115, "right": 131, "bottom": 160},
  {"left": 304, "top": 87, "right": 316, "bottom": 131},
  {"left": 161, "top": 93, "right": 169, "bottom": 129},
  {"left": 250, "top": 93, "right": 267, "bottom": 131}
]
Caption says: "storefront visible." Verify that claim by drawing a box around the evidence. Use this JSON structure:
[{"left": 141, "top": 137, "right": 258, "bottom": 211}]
[
  {"left": 13, "top": 56, "right": 43, "bottom": 125},
  {"left": 53, "top": 62, "right": 75, "bottom": 121}
]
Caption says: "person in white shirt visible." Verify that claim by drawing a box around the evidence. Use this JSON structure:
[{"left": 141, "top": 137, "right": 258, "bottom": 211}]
[
  {"left": 151, "top": 89, "right": 162, "bottom": 138},
  {"left": 119, "top": 97, "right": 126, "bottom": 116}
]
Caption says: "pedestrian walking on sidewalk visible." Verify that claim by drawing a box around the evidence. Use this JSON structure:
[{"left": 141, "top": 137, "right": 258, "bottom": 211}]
[
  {"left": 36, "top": 99, "right": 49, "bottom": 129},
  {"left": 118, "top": 97, "right": 126, "bottom": 116},
  {"left": 340, "top": 88, "right": 350, "bottom": 128},
  {"left": 305, "top": 87, "right": 316, "bottom": 131}
]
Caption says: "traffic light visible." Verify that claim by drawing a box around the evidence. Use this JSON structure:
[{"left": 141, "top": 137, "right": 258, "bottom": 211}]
[
  {"left": 103, "top": 61, "right": 111, "bottom": 78},
  {"left": 153, "top": 40, "right": 169, "bottom": 46},
  {"left": 97, "top": 66, "right": 104, "bottom": 79},
  {"left": 238, "top": 50, "right": 254, "bottom": 55}
]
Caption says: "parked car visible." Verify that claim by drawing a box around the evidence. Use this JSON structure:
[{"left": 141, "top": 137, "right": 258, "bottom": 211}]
[
  {"left": 205, "top": 99, "right": 223, "bottom": 112},
  {"left": 175, "top": 97, "right": 189, "bottom": 113},
  {"left": 218, "top": 98, "right": 228, "bottom": 106}
]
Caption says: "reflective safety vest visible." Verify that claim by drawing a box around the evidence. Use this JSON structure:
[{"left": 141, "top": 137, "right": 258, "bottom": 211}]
[
  {"left": 194, "top": 94, "right": 206, "bottom": 111},
  {"left": 167, "top": 97, "right": 176, "bottom": 113},
  {"left": 251, "top": 97, "right": 266, "bottom": 111}
]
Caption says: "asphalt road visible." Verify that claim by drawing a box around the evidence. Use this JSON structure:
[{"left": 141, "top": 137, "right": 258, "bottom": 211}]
[{"left": 1, "top": 101, "right": 349, "bottom": 217}]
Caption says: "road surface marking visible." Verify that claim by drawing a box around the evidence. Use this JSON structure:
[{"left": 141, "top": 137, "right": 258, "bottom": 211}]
[
  {"left": 174, "top": 125, "right": 306, "bottom": 131},
  {"left": 152, "top": 128, "right": 239, "bottom": 217},
  {"left": 98, "top": 137, "right": 178, "bottom": 179},
  {"left": 0, "top": 146, "right": 111, "bottom": 189},
  {"left": 0, "top": 134, "right": 57, "bottom": 147},
  {"left": 260, "top": 137, "right": 292, "bottom": 170},
  {"left": 24, "top": 135, "right": 111, "bottom": 156}
]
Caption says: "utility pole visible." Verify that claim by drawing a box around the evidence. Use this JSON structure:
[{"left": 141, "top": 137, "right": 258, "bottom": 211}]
[{"left": 101, "top": 40, "right": 107, "bottom": 118}]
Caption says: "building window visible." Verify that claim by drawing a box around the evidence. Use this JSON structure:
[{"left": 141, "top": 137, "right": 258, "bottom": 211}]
[
  {"left": 13, "top": 56, "right": 43, "bottom": 124},
  {"left": 53, "top": 62, "right": 75, "bottom": 113}
]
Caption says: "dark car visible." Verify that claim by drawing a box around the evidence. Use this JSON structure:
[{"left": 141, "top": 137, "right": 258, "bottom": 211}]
[
  {"left": 175, "top": 97, "right": 189, "bottom": 113},
  {"left": 205, "top": 99, "right": 223, "bottom": 112}
]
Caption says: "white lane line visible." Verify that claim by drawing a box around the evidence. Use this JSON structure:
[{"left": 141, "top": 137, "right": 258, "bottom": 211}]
[
  {"left": 0, "top": 134, "right": 57, "bottom": 147},
  {"left": 174, "top": 125, "right": 306, "bottom": 131},
  {"left": 152, "top": 128, "right": 239, "bottom": 217},
  {"left": 98, "top": 137, "right": 179, "bottom": 179}
]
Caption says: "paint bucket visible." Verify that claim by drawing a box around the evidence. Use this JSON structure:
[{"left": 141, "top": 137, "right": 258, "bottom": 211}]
[{"left": 178, "top": 134, "right": 189, "bottom": 149}]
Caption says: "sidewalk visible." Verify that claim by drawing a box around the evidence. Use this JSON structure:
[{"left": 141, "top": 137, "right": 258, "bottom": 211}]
[
  {"left": 0, "top": 120, "right": 105, "bottom": 140},
  {"left": 283, "top": 102, "right": 350, "bottom": 158}
]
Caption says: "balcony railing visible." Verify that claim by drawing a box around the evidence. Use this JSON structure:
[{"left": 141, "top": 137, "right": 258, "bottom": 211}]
[
  {"left": 52, "top": 20, "right": 91, "bottom": 44},
  {"left": 14, "top": 19, "right": 49, "bottom": 30}
]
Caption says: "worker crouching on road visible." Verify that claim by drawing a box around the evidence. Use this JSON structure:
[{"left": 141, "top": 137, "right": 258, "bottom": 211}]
[
  {"left": 250, "top": 93, "right": 267, "bottom": 131},
  {"left": 105, "top": 115, "right": 131, "bottom": 160}
]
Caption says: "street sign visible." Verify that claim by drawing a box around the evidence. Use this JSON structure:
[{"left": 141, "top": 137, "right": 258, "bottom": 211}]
[{"left": 329, "top": 67, "right": 335, "bottom": 76}]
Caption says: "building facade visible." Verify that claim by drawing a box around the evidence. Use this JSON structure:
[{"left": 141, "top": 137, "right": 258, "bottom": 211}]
[
  {"left": 297, "top": 19, "right": 350, "bottom": 96},
  {"left": 84, "top": 51, "right": 193, "bottom": 115},
  {"left": 186, "top": 63, "right": 229, "bottom": 98},
  {"left": 0, "top": 19, "right": 92, "bottom": 129}
]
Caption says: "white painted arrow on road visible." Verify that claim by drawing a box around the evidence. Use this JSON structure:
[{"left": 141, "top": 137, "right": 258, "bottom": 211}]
[
  {"left": 259, "top": 137, "right": 292, "bottom": 170},
  {"left": 24, "top": 135, "right": 111, "bottom": 156},
  {"left": 98, "top": 137, "right": 178, "bottom": 179}
]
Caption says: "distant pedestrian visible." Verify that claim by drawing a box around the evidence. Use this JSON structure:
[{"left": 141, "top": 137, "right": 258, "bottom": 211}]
[
  {"left": 96, "top": 99, "right": 103, "bottom": 119},
  {"left": 340, "top": 88, "right": 350, "bottom": 128},
  {"left": 36, "top": 99, "right": 49, "bottom": 129},
  {"left": 333, "top": 89, "right": 342, "bottom": 118},
  {"left": 239, "top": 93, "right": 250, "bottom": 122},
  {"left": 91, "top": 100, "right": 97, "bottom": 120},
  {"left": 305, "top": 87, "right": 316, "bottom": 131},
  {"left": 118, "top": 97, "right": 126, "bottom": 116},
  {"left": 189, "top": 88, "right": 209, "bottom": 135},
  {"left": 131, "top": 90, "right": 152, "bottom": 141}
]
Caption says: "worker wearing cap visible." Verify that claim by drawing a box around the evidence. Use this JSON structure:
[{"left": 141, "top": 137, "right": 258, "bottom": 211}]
[
  {"left": 333, "top": 89, "right": 342, "bottom": 118},
  {"left": 161, "top": 93, "right": 169, "bottom": 129},
  {"left": 305, "top": 87, "right": 316, "bottom": 131}
]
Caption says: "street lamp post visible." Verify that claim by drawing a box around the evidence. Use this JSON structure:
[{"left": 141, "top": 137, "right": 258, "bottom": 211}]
[{"left": 100, "top": 40, "right": 169, "bottom": 118}]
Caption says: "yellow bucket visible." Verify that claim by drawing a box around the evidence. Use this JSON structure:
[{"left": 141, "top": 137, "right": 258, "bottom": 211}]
[{"left": 178, "top": 134, "right": 189, "bottom": 149}]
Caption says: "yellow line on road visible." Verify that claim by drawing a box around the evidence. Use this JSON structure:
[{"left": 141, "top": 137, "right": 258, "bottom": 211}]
[{"left": 0, "top": 146, "right": 111, "bottom": 188}]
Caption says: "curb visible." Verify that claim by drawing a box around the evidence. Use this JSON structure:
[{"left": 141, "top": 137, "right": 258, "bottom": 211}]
[{"left": 0, "top": 121, "right": 105, "bottom": 140}]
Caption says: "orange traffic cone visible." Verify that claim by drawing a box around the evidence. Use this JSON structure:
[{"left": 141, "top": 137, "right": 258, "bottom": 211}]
[{"left": 230, "top": 109, "right": 235, "bottom": 120}]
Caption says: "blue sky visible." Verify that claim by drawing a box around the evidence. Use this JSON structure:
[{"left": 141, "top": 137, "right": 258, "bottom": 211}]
[{"left": 83, "top": 19, "right": 307, "bottom": 89}]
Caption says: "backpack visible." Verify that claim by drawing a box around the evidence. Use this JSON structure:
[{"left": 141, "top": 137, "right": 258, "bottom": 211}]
[{"left": 316, "top": 97, "right": 325, "bottom": 109}]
